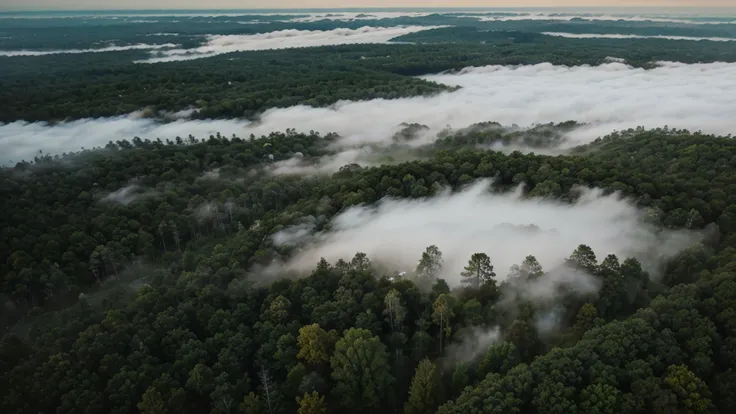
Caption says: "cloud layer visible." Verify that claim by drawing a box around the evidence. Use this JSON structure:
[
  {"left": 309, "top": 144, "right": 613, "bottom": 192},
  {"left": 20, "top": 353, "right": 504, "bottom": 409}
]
[
  {"left": 0, "top": 114, "right": 250, "bottom": 165},
  {"left": 3, "top": 61, "right": 736, "bottom": 164},
  {"left": 279, "top": 181, "right": 697, "bottom": 286},
  {"left": 542, "top": 32, "right": 736, "bottom": 42},
  {"left": 136, "top": 25, "right": 442, "bottom": 63},
  {"left": 245, "top": 61, "right": 736, "bottom": 148},
  {"left": 0, "top": 43, "right": 177, "bottom": 57},
  {"left": 468, "top": 12, "right": 736, "bottom": 24}
]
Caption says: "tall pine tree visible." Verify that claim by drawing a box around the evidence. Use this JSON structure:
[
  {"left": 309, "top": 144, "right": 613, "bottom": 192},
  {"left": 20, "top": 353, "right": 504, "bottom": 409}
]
[{"left": 461, "top": 253, "right": 496, "bottom": 289}]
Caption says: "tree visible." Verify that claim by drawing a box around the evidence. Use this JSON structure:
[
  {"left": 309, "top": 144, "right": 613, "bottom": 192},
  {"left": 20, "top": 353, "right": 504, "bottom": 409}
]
[
  {"left": 479, "top": 342, "right": 519, "bottom": 376},
  {"left": 330, "top": 328, "right": 394, "bottom": 413},
  {"left": 573, "top": 303, "right": 600, "bottom": 335},
  {"left": 416, "top": 245, "right": 443, "bottom": 284},
  {"left": 297, "top": 392, "right": 327, "bottom": 414},
  {"left": 384, "top": 289, "right": 407, "bottom": 334},
  {"left": 404, "top": 358, "right": 441, "bottom": 414},
  {"left": 662, "top": 364, "right": 712, "bottom": 414},
  {"left": 297, "top": 324, "right": 338, "bottom": 367},
  {"left": 568, "top": 245, "right": 597, "bottom": 272},
  {"left": 521, "top": 255, "right": 544, "bottom": 280},
  {"left": 432, "top": 294, "right": 456, "bottom": 354},
  {"left": 258, "top": 366, "right": 276, "bottom": 414},
  {"left": 138, "top": 386, "right": 166, "bottom": 414},
  {"left": 460, "top": 253, "right": 496, "bottom": 289},
  {"left": 240, "top": 392, "right": 265, "bottom": 414}
]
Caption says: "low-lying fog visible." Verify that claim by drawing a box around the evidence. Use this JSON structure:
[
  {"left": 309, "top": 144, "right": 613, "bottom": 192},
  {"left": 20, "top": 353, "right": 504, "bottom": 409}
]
[
  {"left": 275, "top": 180, "right": 698, "bottom": 286},
  {"left": 135, "top": 26, "right": 444, "bottom": 63},
  {"left": 2, "top": 61, "right": 735, "bottom": 164}
]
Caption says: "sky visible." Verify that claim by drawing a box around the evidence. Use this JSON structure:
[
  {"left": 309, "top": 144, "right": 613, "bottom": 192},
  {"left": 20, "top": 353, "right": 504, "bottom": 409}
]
[{"left": 1, "top": 0, "right": 734, "bottom": 11}]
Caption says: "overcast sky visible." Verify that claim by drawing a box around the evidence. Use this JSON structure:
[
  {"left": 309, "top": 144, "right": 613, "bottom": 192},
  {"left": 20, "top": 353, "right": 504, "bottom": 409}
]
[{"left": 1, "top": 0, "right": 734, "bottom": 11}]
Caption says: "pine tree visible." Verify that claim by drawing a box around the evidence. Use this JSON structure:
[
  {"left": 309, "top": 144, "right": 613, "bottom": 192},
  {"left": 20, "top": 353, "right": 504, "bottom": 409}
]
[
  {"left": 404, "top": 358, "right": 440, "bottom": 414},
  {"left": 460, "top": 253, "right": 496, "bottom": 289},
  {"left": 297, "top": 392, "right": 327, "bottom": 414},
  {"left": 416, "top": 245, "right": 443, "bottom": 283},
  {"left": 383, "top": 288, "right": 406, "bottom": 334}
]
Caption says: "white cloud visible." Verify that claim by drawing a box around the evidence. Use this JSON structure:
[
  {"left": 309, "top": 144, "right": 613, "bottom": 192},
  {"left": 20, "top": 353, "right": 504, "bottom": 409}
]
[
  {"left": 4, "top": 61, "right": 736, "bottom": 164},
  {"left": 0, "top": 43, "right": 178, "bottom": 57},
  {"left": 542, "top": 32, "right": 736, "bottom": 42},
  {"left": 0, "top": 114, "right": 250, "bottom": 165},
  {"left": 134, "top": 25, "right": 444, "bottom": 63},
  {"left": 242, "top": 61, "right": 736, "bottom": 148},
  {"left": 280, "top": 181, "right": 698, "bottom": 287},
  {"left": 287, "top": 11, "right": 434, "bottom": 23},
  {"left": 470, "top": 13, "right": 736, "bottom": 24}
]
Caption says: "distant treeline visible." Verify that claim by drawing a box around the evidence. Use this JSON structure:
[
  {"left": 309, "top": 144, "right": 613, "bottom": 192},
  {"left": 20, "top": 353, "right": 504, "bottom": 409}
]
[{"left": 4, "top": 33, "right": 736, "bottom": 123}]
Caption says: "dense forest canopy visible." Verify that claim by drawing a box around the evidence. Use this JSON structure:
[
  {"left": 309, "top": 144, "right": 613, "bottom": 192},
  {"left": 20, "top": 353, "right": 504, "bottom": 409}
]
[{"left": 2, "top": 8, "right": 736, "bottom": 414}]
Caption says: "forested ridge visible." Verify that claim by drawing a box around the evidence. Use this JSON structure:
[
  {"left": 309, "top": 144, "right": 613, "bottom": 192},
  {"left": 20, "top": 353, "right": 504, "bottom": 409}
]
[{"left": 2, "top": 126, "right": 736, "bottom": 413}]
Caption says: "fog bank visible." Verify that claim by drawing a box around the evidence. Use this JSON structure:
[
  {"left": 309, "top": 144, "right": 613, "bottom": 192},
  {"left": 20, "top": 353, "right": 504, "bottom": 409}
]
[
  {"left": 279, "top": 181, "right": 698, "bottom": 286},
  {"left": 0, "top": 43, "right": 177, "bottom": 57},
  {"left": 135, "top": 25, "right": 442, "bottom": 63},
  {"left": 0, "top": 114, "right": 250, "bottom": 165},
  {"left": 3, "top": 61, "right": 736, "bottom": 164},
  {"left": 542, "top": 32, "right": 736, "bottom": 42},
  {"left": 245, "top": 61, "right": 736, "bottom": 148},
  {"left": 469, "top": 13, "right": 736, "bottom": 24}
]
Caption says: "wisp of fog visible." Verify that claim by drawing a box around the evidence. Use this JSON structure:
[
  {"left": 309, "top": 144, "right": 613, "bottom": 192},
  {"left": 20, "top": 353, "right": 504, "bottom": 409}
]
[
  {"left": 135, "top": 26, "right": 443, "bottom": 63},
  {"left": 470, "top": 13, "right": 736, "bottom": 24},
  {"left": 0, "top": 114, "right": 250, "bottom": 165},
  {"left": 0, "top": 43, "right": 178, "bottom": 57},
  {"left": 542, "top": 32, "right": 736, "bottom": 42},
  {"left": 278, "top": 180, "right": 698, "bottom": 287},
  {"left": 3, "top": 61, "right": 736, "bottom": 164}
]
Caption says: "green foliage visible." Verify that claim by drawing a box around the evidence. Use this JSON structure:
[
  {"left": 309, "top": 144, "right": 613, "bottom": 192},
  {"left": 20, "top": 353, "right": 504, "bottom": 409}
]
[
  {"left": 2, "top": 125, "right": 736, "bottom": 414},
  {"left": 296, "top": 324, "right": 338, "bottom": 367},
  {"left": 461, "top": 253, "right": 497, "bottom": 289},
  {"left": 404, "top": 358, "right": 441, "bottom": 414},
  {"left": 330, "top": 328, "right": 394, "bottom": 413},
  {"left": 296, "top": 391, "right": 328, "bottom": 414}
]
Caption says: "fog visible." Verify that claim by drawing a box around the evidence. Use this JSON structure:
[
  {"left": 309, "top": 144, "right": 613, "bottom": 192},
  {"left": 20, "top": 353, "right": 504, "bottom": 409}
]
[
  {"left": 287, "top": 11, "right": 434, "bottom": 23},
  {"left": 101, "top": 185, "right": 143, "bottom": 205},
  {"left": 542, "top": 32, "right": 736, "bottom": 41},
  {"left": 444, "top": 326, "right": 501, "bottom": 365},
  {"left": 3, "top": 61, "right": 736, "bottom": 164},
  {"left": 469, "top": 13, "right": 736, "bottom": 24},
  {"left": 244, "top": 61, "right": 736, "bottom": 151},
  {"left": 278, "top": 181, "right": 698, "bottom": 287},
  {"left": 135, "top": 25, "right": 442, "bottom": 63},
  {"left": 0, "top": 43, "right": 177, "bottom": 57},
  {"left": 0, "top": 114, "right": 250, "bottom": 165}
]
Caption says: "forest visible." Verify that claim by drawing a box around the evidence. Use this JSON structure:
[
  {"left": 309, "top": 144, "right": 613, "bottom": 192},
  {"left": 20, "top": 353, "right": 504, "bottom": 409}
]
[
  {"left": 4, "top": 34, "right": 736, "bottom": 123},
  {"left": 2, "top": 125, "right": 736, "bottom": 413},
  {"left": 3, "top": 12, "right": 736, "bottom": 51},
  {"left": 2, "top": 8, "right": 736, "bottom": 414}
]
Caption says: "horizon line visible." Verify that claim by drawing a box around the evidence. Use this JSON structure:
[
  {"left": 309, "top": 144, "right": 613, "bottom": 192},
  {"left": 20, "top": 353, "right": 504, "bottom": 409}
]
[{"left": 3, "top": 6, "right": 735, "bottom": 12}]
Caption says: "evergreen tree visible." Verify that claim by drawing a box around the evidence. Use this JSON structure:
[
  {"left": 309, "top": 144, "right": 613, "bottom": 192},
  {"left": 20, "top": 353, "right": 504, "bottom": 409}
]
[
  {"left": 404, "top": 359, "right": 441, "bottom": 414},
  {"left": 330, "top": 328, "right": 394, "bottom": 413},
  {"left": 460, "top": 253, "right": 496, "bottom": 289}
]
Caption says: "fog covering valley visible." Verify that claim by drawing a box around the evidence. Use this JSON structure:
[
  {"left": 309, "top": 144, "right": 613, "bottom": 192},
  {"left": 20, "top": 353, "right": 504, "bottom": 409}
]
[
  {"left": 2, "top": 7, "right": 736, "bottom": 414},
  {"left": 3, "top": 60, "right": 735, "bottom": 165}
]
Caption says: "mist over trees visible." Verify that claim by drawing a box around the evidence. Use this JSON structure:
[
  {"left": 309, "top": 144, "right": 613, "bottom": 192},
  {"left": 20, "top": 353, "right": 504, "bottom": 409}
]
[
  {"left": 2, "top": 9, "right": 736, "bottom": 414},
  {"left": 2, "top": 125, "right": 736, "bottom": 413}
]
